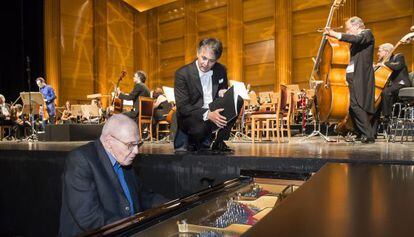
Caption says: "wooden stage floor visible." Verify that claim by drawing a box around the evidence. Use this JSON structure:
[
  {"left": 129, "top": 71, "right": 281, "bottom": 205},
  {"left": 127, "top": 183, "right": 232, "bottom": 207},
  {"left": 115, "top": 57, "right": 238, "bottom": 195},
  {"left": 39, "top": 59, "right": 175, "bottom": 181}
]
[{"left": 0, "top": 136, "right": 413, "bottom": 164}]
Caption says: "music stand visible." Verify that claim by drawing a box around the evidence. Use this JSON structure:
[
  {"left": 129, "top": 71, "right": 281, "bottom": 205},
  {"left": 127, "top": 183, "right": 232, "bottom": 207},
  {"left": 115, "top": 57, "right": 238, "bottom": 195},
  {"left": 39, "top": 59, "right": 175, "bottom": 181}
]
[
  {"left": 299, "top": 81, "right": 335, "bottom": 142},
  {"left": 20, "top": 92, "right": 44, "bottom": 141}
]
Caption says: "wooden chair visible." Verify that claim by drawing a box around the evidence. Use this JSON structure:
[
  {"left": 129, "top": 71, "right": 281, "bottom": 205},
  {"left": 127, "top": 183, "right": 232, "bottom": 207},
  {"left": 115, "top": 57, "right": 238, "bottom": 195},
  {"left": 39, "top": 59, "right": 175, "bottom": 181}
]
[
  {"left": 274, "top": 85, "right": 295, "bottom": 142},
  {"left": 156, "top": 120, "right": 170, "bottom": 141},
  {"left": 0, "top": 125, "right": 13, "bottom": 140},
  {"left": 250, "top": 93, "right": 280, "bottom": 143},
  {"left": 138, "top": 96, "right": 154, "bottom": 141}
]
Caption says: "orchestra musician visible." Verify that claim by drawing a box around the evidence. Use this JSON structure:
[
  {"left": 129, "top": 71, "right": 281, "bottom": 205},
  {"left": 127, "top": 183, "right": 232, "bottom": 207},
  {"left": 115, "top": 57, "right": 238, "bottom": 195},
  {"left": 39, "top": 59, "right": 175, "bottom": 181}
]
[
  {"left": 36, "top": 77, "right": 57, "bottom": 124},
  {"left": 373, "top": 43, "right": 411, "bottom": 132},
  {"left": 61, "top": 101, "right": 76, "bottom": 124},
  {"left": 116, "top": 71, "right": 150, "bottom": 120},
  {"left": 0, "top": 94, "right": 12, "bottom": 126},
  {"left": 174, "top": 38, "right": 243, "bottom": 152},
  {"left": 325, "top": 16, "right": 376, "bottom": 143},
  {"left": 152, "top": 87, "right": 173, "bottom": 139}
]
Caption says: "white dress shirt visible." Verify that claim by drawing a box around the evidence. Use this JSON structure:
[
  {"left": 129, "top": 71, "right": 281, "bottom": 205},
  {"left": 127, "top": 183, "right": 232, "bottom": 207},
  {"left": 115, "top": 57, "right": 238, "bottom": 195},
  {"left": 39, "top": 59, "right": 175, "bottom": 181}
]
[{"left": 195, "top": 61, "right": 213, "bottom": 121}]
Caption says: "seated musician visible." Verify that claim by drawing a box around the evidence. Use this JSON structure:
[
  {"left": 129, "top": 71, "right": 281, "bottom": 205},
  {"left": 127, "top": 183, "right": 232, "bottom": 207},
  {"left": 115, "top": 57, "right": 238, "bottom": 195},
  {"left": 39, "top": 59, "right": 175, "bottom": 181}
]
[
  {"left": 372, "top": 43, "right": 411, "bottom": 132},
  {"left": 152, "top": 87, "right": 173, "bottom": 139},
  {"left": 116, "top": 71, "right": 150, "bottom": 120},
  {"left": 36, "top": 77, "right": 57, "bottom": 124},
  {"left": 61, "top": 101, "right": 76, "bottom": 124},
  {"left": 153, "top": 88, "right": 172, "bottom": 122},
  {"left": 174, "top": 38, "right": 243, "bottom": 152},
  {"left": 0, "top": 94, "right": 13, "bottom": 126},
  {"left": 13, "top": 104, "right": 30, "bottom": 139},
  {"left": 325, "top": 16, "right": 376, "bottom": 143}
]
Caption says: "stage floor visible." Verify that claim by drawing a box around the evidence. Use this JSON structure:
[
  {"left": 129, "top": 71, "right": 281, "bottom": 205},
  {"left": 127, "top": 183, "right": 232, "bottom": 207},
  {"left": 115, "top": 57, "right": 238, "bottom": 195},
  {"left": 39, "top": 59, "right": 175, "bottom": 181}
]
[{"left": 1, "top": 136, "right": 413, "bottom": 164}]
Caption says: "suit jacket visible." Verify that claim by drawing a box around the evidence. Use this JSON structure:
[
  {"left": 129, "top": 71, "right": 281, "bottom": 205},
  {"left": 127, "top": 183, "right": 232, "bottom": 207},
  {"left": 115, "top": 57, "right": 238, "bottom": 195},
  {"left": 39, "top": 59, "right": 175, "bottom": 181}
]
[
  {"left": 119, "top": 82, "right": 150, "bottom": 118},
  {"left": 174, "top": 61, "right": 228, "bottom": 126},
  {"left": 58, "top": 140, "right": 164, "bottom": 237},
  {"left": 340, "top": 29, "right": 376, "bottom": 114},
  {"left": 385, "top": 53, "right": 411, "bottom": 88}
]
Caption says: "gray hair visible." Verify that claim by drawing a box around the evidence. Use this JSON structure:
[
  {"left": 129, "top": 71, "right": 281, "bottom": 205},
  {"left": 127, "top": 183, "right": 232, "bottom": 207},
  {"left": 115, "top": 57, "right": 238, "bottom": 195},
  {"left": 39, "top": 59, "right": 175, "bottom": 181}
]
[
  {"left": 101, "top": 114, "right": 138, "bottom": 138},
  {"left": 347, "top": 16, "right": 365, "bottom": 29},
  {"left": 0, "top": 94, "right": 4, "bottom": 102},
  {"left": 379, "top": 43, "right": 394, "bottom": 52},
  {"left": 198, "top": 38, "right": 223, "bottom": 60}
]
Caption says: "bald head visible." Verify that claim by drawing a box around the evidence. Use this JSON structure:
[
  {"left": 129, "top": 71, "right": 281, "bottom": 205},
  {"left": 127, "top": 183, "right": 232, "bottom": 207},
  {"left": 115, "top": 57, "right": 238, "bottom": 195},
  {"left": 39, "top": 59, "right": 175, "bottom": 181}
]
[
  {"left": 100, "top": 114, "right": 140, "bottom": 166},
  {"left": 101, "top": 114, "right": 138, "bottom": 138}
]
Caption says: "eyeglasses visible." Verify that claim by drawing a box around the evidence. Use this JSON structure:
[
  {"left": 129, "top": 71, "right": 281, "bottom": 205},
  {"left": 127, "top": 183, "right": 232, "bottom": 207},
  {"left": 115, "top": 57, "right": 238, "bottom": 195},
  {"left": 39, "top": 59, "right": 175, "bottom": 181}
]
[{"left": 111, "top": 135, "right": 143, "bottom": 151}]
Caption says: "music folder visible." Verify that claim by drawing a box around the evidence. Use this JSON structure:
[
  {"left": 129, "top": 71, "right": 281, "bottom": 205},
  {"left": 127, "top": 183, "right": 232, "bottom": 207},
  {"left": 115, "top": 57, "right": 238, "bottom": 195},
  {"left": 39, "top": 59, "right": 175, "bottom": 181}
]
[{"left": 208, "top": 86, "right": 238, "bottom": 121}]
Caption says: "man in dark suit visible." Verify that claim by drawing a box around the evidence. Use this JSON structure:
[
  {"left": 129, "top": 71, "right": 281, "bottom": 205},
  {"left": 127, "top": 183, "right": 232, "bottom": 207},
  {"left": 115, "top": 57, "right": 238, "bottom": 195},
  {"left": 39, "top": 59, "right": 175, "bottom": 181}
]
[
  {"left": 372, "top": 43, "right": 411, "bottom": 134},
  {"left": 174, "top": 38, "right": 242, "bottom": 152},
  {"left": 117, "top": 70, "right": 150, "bottom": 120},
  {"left": 326, "top": 16, "right": 376, "bottom": 143},
  {"left": 59, "top": 114, "right": 165, "bottom": 237},
  {"left": 378, "top": 43, "right": 411, "bottom": 117}
]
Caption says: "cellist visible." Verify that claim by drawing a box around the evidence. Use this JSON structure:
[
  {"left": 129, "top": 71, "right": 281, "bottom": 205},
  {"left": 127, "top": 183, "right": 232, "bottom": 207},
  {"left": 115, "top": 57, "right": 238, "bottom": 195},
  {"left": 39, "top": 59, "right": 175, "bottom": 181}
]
[
  {"left": 325, "top": 16, "right": 376, "bottom": 143},
  {"left": 373, "top": 43, "right": 411, "bottom": 132},
  {"left": 115, "top": 70, "right": 150, "bottom": 121}
]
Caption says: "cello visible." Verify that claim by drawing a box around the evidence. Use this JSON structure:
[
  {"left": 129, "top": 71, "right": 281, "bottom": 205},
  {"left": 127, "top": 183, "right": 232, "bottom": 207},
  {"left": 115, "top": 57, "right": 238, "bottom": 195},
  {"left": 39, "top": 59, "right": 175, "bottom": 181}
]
[
  {"left": 111, "top": 70, "right": 127, "bottom": 114},
  {"left": 310, "top": 0, "right": 352, "bottom": 134},
  {"left": 373, "top": 28, "right": 414, "bottom": 109}
]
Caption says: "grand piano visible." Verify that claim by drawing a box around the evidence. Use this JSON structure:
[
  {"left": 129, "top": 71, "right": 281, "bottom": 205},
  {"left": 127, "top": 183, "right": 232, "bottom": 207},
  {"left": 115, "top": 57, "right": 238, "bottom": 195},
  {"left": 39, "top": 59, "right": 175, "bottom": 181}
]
[{"left": 80, "top": 163, "right": 414, "bottom": 237}]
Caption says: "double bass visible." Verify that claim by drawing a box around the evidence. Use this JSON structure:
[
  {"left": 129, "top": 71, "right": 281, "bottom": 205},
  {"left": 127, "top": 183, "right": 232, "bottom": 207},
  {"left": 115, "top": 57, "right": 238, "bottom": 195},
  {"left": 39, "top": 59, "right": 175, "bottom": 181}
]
[
  {"left": 111, "top": 70, "right": 127, "bottom": 114},
  {"left": 310, "top": 0, "right": 352, "bottom": 134},
  {"left": 373, "top": 28, "right": 414, "bottom": 109}
]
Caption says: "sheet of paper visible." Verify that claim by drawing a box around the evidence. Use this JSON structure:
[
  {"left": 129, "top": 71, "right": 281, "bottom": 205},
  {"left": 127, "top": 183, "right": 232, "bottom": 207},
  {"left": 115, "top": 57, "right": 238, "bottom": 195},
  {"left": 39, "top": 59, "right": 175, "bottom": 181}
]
[{"left": 162, "top": 86, "right": 175, "bottom": 103}]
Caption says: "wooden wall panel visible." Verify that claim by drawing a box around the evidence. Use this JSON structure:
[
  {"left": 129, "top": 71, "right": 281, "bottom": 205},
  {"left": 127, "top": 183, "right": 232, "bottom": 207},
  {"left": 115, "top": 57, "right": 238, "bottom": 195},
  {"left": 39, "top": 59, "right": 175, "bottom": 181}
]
[
  {"left": 60, "top": 0, "right": 94, "bottom": 104},
  {"left": 160, "top": 38, "right": 185, "bottom": 59},
  {"left": 358, "top": 0, "right": 411, "bottom": 23},
  {"left": 107, "top": 0, "right": 135, "bottom": 91},
  {"left": 158, "top": 1, "right": 185, "bottom": 88},
  {"left": 243, "top": 18, "right": 274, "bottom": 44},
  {"left": 159, "top": 18, "right": 185, "bottom": 41},
  {"left": 243, "top": 0, "right": 274, "bottom": 22},
  {"left": 244, "top": 63, "right": 275, "bottom": 86},
  {"left": 358, "top": 0, "right": 414, "bottom": 70},
  {"left": 244, "top": 40, "right": 275, "bottom": 66},
  {"left": 291, "top": 2, "right": 330, "bottom": 89},
  {"left": 242, "top": 0, "right": 275, "bottom": 92},
  {"left": 292, "top": 6, "right": 330, "bottom": 36},
  {"left": 292, "top": 0, "right": 331, "bottom": 12},
  {"left": 197, "top": 6, "right": 227, "bottom": 33}
]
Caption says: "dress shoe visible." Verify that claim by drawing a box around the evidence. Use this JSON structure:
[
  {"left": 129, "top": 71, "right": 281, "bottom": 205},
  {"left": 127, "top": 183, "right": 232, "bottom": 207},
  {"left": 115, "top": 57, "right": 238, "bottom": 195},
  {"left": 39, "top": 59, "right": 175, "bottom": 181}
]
[
  {"left": 211, "top": 141, "right": 234, "bottom": 153},
  {"left": 361, "top": 136, "right": 375, "bottom": 144}
]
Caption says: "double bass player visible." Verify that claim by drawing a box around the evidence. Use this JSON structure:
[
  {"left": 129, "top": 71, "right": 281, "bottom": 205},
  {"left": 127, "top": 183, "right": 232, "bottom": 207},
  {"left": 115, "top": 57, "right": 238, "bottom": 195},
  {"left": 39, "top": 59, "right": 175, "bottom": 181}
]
[{"left": 325, "top": 16, "right": 376, "bottom": 143}]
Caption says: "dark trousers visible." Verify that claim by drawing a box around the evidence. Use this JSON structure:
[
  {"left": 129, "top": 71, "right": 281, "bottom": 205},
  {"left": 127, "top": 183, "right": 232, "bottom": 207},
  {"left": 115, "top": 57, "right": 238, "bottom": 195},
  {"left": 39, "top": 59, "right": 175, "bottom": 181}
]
[
  {"left": 381, "top": 83, "right": 405, "bottom": 117},
  {"left": 372, "top": 83, "right": 406, "bottom": 134},
  {"left": 348, "top": 82, "right": 374, "bottom": 139},
  {"left": 177, "top": 97, "right": 243, "bottom": 149}
]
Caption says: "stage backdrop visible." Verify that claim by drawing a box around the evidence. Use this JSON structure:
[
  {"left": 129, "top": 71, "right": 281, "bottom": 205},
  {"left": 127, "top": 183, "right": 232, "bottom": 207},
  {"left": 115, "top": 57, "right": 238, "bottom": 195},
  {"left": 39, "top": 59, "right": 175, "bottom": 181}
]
[{"left": 44, "top": 0, "right": 414, "bottom": 106}]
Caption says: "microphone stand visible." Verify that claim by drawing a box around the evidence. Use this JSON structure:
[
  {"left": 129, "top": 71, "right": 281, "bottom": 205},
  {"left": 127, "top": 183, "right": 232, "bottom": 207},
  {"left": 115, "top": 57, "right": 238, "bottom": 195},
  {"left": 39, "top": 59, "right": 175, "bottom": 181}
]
[{"left": 25, "top": 56, "right": 38, "bottom": 142}]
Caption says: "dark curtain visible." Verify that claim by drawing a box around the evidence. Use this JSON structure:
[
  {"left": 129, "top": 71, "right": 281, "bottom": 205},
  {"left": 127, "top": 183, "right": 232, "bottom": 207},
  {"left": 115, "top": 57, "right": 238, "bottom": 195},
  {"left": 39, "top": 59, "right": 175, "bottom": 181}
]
[{"left": 0, "top": 0, "right": 44, "bottom": 104}]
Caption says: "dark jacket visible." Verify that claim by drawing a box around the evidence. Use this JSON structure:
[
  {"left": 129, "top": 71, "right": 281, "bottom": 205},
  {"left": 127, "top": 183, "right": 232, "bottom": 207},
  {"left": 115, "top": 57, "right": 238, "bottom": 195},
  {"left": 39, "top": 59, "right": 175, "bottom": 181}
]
[
  {"left": 58, "top": 140, "right": 165, "bottom": 237},
  {"left": 385, "top": 53, "right": 411, "bottom": 88},
  {"left": 174, "top": 61, "right": 228, "bottom": 126},
  {"left": 340, "top": 29, "right": 376, "bottom": 114},
  {"left": 119, "top": 82, "right": 150, "bottom": 118}
]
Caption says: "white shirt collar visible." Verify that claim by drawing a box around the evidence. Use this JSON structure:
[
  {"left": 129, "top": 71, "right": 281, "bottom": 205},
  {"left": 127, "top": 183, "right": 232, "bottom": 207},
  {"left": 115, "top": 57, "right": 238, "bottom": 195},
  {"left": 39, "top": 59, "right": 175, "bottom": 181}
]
[{"left": 195, "top": 61, "right": 213, "bottom": 78}]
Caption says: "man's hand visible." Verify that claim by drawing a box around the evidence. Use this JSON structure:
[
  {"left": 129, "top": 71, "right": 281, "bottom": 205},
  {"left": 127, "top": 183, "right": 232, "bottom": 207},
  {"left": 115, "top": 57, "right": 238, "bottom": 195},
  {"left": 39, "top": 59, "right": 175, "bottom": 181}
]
[
  {"left": 324, "top": 28, "right": 340, "bottom": 39},
  {"left": 218, "top": 89, "right": 227, "bottom": 98},
  {"left": 207, "top": 108, "right": 227, "bottom": 128}
]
